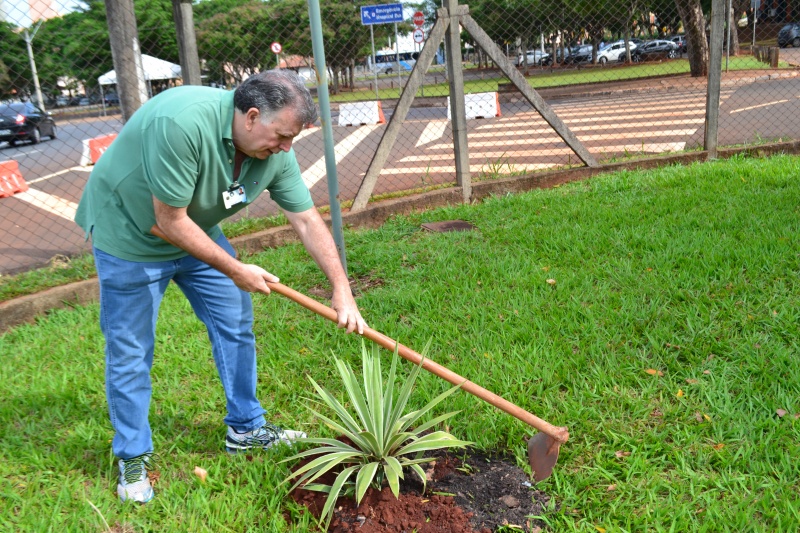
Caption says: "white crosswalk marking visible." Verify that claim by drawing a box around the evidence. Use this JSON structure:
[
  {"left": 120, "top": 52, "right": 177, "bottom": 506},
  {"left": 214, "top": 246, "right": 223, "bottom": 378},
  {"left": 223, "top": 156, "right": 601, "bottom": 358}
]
[
  {"left": 375, "top": 89, "right": 735, "bottom": 181},
  {"left": 416, "top": 120, "right": 449, "bottom": 147},
  {"left": 13, "top": 188, "right": 78, "bottom": 221},
  {"left": 301, "top": 124, "right": 381, "bottom": 188}
]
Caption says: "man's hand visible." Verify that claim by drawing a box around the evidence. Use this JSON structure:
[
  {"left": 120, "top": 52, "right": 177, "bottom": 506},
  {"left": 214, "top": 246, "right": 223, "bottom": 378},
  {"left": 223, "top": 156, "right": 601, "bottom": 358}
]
[
  {"left": 151, "top": 197, "right": 280, "bottom": 294},
  {"left": 231, "top": 263, "right": 280, "bottom": 294},
  {"left": 331, "top": 287, "right": 368, "bottom": 334}
]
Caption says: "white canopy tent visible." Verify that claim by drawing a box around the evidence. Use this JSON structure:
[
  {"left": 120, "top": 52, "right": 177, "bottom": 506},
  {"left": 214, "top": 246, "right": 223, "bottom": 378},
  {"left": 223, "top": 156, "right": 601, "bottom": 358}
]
[
  {"left": 98, "top": 54, "right": 182, "bottom": 86},
  {"left": 97, "top": 54, "right": 182, "bottom": 115}
]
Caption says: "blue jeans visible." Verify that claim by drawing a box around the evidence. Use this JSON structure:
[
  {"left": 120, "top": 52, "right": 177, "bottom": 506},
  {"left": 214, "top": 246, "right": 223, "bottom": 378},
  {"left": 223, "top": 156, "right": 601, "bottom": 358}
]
[{"left": 93, "top": 234, "right": 266, "bottom": 459}]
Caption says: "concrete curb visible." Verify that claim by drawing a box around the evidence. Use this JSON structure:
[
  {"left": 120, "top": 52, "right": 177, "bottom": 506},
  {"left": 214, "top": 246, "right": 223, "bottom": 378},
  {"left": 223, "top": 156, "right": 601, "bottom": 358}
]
[{"left": 2, "top": 142, "right": 799, "bottom": 335}]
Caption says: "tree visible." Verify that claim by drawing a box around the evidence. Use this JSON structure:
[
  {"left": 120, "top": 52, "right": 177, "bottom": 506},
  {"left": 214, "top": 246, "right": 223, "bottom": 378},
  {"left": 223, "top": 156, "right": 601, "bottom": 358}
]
[
  {"left": 675, "top": 0, "right": 708, "bottom": 76},
  {"left": 0, "top": 21, "right": 31, "bottom": 99}
]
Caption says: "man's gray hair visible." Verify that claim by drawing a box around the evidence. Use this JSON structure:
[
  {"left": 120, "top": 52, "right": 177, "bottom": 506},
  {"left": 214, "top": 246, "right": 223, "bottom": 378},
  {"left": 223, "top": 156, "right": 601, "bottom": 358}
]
[{"left": 234, "top": 69, "right": 318, "bottom": 126}]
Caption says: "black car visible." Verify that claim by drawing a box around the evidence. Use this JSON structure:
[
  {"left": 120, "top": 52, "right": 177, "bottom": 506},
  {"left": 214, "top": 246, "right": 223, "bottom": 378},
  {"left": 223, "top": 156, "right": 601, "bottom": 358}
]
[
  {"left": 104, "top": 93, "right": 120, "bottom": 105},
  {"left": 777, "top": 23, "right": 800, "bottom": 48},
  {"left": 563, "top": 44, "right": 593, "bottom": 64},
  {"left": 0, "top": 102, "right": 57, "bottom": 146},
  {"left": 631, "top": 40, "right": 679, "bottom": 62}
]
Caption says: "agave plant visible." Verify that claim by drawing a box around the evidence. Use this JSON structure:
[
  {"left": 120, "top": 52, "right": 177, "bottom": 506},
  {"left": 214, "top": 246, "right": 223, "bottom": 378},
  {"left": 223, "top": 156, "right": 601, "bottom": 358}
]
[{"left": 282, "top": 341, "right": 471, "bottom": 528}]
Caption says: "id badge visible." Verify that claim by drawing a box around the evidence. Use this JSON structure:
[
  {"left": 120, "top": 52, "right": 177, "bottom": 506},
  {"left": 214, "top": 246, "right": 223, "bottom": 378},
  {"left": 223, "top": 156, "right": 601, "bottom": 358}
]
[{"left": 222, "top": 183, "right": 247, "bottom": 209}]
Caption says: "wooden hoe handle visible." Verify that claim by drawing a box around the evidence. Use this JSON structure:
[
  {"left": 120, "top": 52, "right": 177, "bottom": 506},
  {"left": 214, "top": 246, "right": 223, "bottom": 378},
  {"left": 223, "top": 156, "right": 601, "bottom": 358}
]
[{"left": 267, "top": 282, "right": 569, "bottom": 444}]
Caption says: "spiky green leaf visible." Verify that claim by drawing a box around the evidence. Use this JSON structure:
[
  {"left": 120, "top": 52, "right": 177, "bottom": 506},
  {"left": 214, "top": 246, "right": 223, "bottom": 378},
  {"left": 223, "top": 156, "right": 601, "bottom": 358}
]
[{"left": 355, "top": 461, "right": 380, "bottom": 503}]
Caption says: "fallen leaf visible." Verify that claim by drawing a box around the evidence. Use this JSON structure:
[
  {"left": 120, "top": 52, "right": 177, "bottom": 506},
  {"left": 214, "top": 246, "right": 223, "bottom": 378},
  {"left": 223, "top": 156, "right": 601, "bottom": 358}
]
[
  {"left": 615, "top": 450, "right": 631, "bottom": 458},
  {"left": 607, "top": 484, "right": 617, "bottom": 491},
  {"left": 595, "top": 527, "right": 607, "bottom": 533},
  {"left": 694, "top": 412, "right": 704, "bottom": 422},
  {"left": 776, "top": 409, "right": 787, "bottom": 418},
  {"left": 546, "top": 278, "right": 556, "bottom": 285},
  {"left": 685, "top": 378, "right": 699, "bottom": 384},
  {"left": 676, "top": 389, "right": 684, "bottom": 398},
  {"left": 542, "top": 266, "right": 550, "bottom": 272},
  {"left": 650, "top": 409, "right": 663, "bottom": 418},
  {"left": 795, "top": 413, "right": 800, "bottom": 420},
  {"left": 645, "top": 369, "right": 664, "bottom": 376},
  {"left": 712, "top": 443, "right": 725, "bottom": 450},
  {"left": 703, "top": 370, "right": 711, "bottom": 375},
  {"left": 703, "top": 414, "right": 712, "bottom": 422},
  {"left": 194, "top": 466, "right": 208, "bottom": 483}
]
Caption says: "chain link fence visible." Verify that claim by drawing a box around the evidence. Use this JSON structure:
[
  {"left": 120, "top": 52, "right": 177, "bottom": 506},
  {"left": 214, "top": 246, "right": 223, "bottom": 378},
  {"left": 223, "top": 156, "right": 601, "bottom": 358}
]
[{"left": 1, "top": 0, "right": 798, "bottom": 275}]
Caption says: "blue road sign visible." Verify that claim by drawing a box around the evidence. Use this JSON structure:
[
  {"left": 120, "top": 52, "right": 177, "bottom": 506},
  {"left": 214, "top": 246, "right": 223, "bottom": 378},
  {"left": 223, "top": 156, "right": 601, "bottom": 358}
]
[{"left": 360, "top": 3, "right": 404, "bottom": 25}]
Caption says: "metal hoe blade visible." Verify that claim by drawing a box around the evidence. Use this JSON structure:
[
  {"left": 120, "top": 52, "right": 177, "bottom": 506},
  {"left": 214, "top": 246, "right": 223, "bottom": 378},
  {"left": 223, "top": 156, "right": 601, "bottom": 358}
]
[{"left": 527, "top": 431, "right": 562, "bottom": 482}]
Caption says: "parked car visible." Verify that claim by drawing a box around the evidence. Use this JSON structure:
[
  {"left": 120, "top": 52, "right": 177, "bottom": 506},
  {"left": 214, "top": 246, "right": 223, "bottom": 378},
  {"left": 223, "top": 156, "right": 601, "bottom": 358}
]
[
  {"left": 55, "top": 95, "right": 69, "bottom": 107},
  {"left": 514, "top": 49, "right": 551, "bottom": 66},
  {"left": 104, "top": 93, "right": 120, "bottom": 105},
  {"left": 0, "top": 102, "right": 57, "bottom": 146},
  {"left": 78, "top": 97, "right": 91, "bottom": 106},
  {"left": 596, "top": 40, "right": 637, "bottom": 64},
  {"left": 777, "top": 23, "right": 800, "bottom": 48},
  {"left": 669, "top": 34, "right": 687, "bottom": 53},
  {"left": 631, "top": 39, "right": 679, "bottom": 62},
  {"left": 563, "top": 44, "right": 593, "bottom": 64}
]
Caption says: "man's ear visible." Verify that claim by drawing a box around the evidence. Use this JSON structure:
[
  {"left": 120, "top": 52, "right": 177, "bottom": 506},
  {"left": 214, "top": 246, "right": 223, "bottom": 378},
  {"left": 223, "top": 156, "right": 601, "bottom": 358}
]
[{"left": 246, "top": 107, "right": 260, "bottom": 130}]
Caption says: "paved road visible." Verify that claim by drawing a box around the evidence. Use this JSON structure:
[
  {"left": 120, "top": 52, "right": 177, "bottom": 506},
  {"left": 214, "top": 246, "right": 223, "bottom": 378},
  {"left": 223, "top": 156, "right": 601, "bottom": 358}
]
[{"left": 2, "top": 74, "right": 799, "bottom": 274}]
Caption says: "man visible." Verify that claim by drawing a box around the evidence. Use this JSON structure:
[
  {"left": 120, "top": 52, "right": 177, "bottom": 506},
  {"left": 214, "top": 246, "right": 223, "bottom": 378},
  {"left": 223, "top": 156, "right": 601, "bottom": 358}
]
[{"left": 74, "top": 69, "right": 367, "bottom": 504}]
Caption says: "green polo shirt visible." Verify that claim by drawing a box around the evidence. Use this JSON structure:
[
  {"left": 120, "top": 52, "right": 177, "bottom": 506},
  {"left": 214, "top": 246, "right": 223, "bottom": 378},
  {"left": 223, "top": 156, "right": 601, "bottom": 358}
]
[{"left": 74, "top": 85, "right": 314, "bottom": 262}]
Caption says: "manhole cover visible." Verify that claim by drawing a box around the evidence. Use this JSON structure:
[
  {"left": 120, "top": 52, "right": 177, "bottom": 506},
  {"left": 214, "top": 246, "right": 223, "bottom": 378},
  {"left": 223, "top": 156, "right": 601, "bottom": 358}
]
[{"left": 420, "top": 220, "right": 477, "bottom": 233}]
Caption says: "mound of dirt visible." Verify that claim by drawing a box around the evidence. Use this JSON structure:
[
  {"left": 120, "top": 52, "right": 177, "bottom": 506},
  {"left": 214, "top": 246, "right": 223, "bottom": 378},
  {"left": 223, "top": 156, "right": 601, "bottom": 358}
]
[{"left": 289, "top": 449, "right": 552, "bottom": 532}]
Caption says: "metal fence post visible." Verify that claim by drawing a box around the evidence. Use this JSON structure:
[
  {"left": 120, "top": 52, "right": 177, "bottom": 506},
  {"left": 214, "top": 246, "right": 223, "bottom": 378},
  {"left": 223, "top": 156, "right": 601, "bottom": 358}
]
[
  {"left": 443, "top": 0, "right": 471, "bottom": 203},
  {"left": 704, "top": 0, "right": 725, "bottom": 159}
]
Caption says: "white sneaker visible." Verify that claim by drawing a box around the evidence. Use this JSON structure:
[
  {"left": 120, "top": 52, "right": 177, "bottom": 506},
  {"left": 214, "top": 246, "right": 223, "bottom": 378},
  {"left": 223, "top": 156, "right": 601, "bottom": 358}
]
[
  {"left": 225, "top": 422, "right": 306, "bottom": 453},
  {"left": 117, "top": 453, "right": 155, "bottom": 503}
]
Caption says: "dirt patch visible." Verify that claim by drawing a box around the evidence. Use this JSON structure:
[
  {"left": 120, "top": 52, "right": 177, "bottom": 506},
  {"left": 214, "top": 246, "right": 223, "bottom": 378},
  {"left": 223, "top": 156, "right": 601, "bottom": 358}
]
[{"left": 289, "top": 449, "right": 551, "bottom": 532}]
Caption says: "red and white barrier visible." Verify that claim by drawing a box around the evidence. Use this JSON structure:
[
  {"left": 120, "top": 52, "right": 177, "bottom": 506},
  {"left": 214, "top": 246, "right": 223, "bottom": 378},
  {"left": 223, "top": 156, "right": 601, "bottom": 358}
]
[
  {"left": 80, "top": 133, "right": 118, "bottom": 166},
  {"left": 447, "top": 92, "right": 501, "bottom": 120},
  {"left": 0, "top": 160, "right": 28, "bottom": 198},
  {"left": 338, "top": 101, "right": 386, "bottom": 126}
]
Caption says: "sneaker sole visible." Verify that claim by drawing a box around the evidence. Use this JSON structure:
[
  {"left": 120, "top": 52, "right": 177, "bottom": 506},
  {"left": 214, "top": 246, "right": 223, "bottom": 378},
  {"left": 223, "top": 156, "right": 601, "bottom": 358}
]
[{"left": 118, "top": 485, "right": 154, "bottom": 503}]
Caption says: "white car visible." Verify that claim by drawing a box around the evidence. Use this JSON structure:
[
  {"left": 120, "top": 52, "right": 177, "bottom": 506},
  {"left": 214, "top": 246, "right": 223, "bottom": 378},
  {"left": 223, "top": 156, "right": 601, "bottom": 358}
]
[
  {"left": 596, "top": 41, "right": 637, "bottom": 64},
  {"left": 514, "top": 49, "right": 550, "bottom": 66}
]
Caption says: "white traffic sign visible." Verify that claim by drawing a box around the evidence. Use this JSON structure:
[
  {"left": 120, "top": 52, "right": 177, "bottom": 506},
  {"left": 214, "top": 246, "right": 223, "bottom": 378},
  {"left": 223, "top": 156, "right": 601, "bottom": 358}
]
[
  {"left": 270, "top": 42, "right": 282, "bottom": 54},
  {"left": 413, "top": 29, "right": 425, "bottom": 43},
  {"left": 413, "top": 11, "right": 425, "bottom": 26}
]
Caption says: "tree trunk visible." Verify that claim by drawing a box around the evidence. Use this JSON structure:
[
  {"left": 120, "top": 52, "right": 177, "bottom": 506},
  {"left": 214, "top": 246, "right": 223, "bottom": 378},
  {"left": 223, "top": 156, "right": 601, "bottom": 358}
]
[
  {"left": 171, "top": 0, "right": 202, "bottom": 85},
  {"left": 104, "top": 0, "right": 148, "bottom": 121},
  {"left": 675, "top": 0, "right": 709, "bottom": 77}
]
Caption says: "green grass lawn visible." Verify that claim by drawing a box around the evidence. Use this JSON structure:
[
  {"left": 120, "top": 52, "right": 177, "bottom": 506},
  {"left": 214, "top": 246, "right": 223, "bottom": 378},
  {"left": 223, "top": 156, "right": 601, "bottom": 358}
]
[{"left": 2, "top": 154, "right": 799, "bottom": 531}]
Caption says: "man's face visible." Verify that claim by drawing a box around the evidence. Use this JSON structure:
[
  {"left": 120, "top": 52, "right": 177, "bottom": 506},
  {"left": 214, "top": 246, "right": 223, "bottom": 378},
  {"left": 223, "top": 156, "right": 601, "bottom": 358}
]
[{"left": 236, "top": 107, "right": 304, "bottom": 159}]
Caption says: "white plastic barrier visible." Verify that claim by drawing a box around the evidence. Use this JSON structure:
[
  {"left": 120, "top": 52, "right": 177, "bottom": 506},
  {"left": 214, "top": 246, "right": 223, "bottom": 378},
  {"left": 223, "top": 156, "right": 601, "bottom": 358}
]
[
  {"left": 80, "top": 133, "right": 118, "bottom": 166},
  {"left": 338, "top": 101, "right": 386, "bottom": 126},
  {"left": 447, "top": 92, "right": 501, "bottom": 120}
]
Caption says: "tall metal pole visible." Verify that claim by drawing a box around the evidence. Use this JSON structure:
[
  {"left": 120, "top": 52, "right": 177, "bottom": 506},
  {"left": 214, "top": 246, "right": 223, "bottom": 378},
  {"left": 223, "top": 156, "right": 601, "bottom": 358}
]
[
  {"left": 394, "top": 23, "right": 401, "bottom": 90},
  {"left": 307, "top": 0, "right": 348, "bottom": 275},
  {"left": 370, "top": 25, "right": 379, "bottom": 100},
  {"left": 23, "top": 21, "right": 45, "bottom": 111},
  {"left": 725, "top": 0, "right": 732, "bottom": 72}
]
